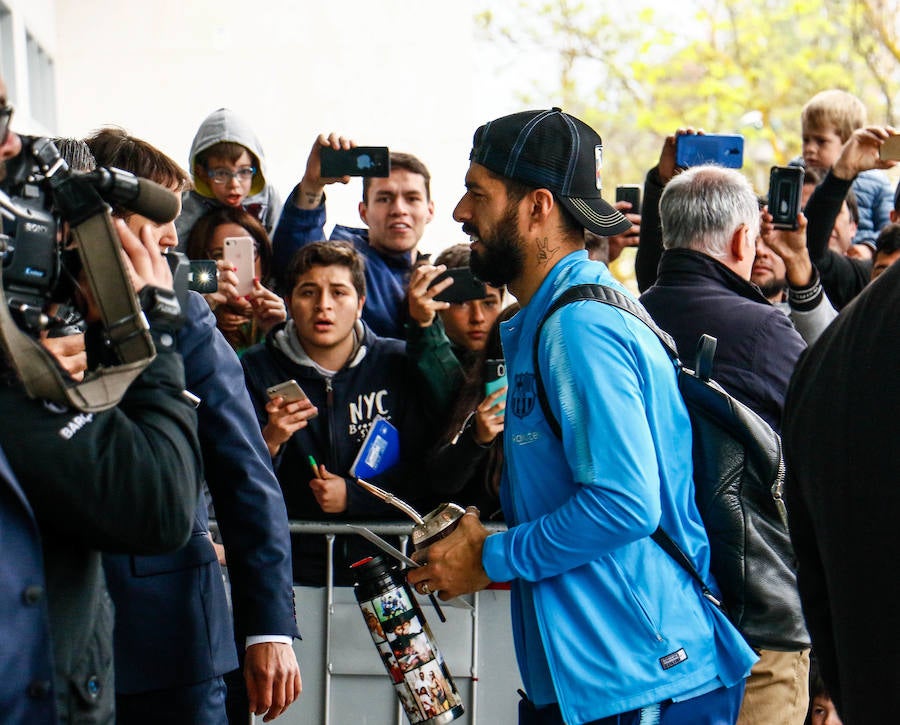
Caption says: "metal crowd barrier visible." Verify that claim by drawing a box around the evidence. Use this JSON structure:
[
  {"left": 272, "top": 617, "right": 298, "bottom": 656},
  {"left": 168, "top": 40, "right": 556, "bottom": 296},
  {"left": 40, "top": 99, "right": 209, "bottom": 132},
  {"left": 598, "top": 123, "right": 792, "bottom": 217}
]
[{"left": 215, "top": 519, "right": 522, "bottom": 724}]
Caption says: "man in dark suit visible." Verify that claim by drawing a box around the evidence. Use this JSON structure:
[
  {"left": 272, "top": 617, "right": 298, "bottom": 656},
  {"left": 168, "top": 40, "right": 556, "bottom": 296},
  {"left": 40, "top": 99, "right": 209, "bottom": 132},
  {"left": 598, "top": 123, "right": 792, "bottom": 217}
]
[{"left": 86, "top": 130, "right": 301, "bottom": 724}]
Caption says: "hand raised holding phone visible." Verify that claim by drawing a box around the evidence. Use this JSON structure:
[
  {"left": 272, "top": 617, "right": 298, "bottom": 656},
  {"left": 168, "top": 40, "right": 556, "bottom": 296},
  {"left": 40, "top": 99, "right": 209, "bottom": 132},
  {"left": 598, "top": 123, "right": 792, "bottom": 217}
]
[
  {"left": 407, "top": 264, "right": 451, "bottom": 327},
  {"left": 293, "top": 133, "right": 357, "bottom": 211}
]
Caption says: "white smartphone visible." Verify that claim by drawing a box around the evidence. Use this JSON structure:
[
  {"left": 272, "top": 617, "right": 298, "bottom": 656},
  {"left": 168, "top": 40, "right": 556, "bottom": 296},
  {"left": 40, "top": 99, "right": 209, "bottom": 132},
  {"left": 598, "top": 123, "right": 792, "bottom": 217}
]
[{"left": 223, "top": 236, "right": 255, "bottom": 297}]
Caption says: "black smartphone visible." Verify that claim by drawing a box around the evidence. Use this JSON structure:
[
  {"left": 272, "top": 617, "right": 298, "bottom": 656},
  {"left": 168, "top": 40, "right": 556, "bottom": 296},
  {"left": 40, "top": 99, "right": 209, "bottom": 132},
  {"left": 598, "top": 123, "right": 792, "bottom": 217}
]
[
  {"left": 188, "top": 260, "right": 218, "bottom": 294},
  {"left": 615, "top": 184, "right": 642, "bottom": 215},
  {"left": 768, "top": 166, "right": 804, "bottom": 230},
  {"left": 320, "top": 146, "right": 390, "bottom": 178},
  {"left": 166, "top": 251, "right": 218, "bottom": 294},
  {"left": 429, "top": 267, "right": 487, "bottom": 303},
  {"left": 675, "top": 134, "right": 744, "bottom": 168}
]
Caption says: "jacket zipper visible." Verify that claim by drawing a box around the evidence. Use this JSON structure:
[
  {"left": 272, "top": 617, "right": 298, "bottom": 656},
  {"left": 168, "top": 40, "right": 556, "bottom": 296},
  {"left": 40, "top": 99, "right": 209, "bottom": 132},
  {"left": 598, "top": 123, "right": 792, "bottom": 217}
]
[
  {"left": 772, "top": 456, "right": 789, "bottom": 532},
  {"left": 325, "top": 377, "right": 336, "bottom": 471}
]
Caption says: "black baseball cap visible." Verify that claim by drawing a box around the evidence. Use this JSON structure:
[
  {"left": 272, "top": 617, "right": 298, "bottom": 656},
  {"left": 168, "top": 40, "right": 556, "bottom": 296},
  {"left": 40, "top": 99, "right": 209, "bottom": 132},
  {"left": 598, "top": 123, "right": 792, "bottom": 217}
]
[{"left": 469, "top": 108, "right": 631, "bottom": 237}]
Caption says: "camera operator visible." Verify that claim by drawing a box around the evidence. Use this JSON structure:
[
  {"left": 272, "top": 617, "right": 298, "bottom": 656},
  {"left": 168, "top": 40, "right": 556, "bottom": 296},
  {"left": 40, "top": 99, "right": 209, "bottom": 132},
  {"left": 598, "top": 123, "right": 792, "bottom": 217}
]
[{"left": 0, "top": 75, "right": 202, "bottom": 724}]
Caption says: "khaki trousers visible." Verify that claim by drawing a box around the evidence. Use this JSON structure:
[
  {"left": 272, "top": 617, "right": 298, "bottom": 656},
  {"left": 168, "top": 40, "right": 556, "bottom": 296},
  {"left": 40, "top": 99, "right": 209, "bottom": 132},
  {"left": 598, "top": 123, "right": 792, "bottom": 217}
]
[{"left": 737, "top": 648, "right": 811, "bottom": 725}]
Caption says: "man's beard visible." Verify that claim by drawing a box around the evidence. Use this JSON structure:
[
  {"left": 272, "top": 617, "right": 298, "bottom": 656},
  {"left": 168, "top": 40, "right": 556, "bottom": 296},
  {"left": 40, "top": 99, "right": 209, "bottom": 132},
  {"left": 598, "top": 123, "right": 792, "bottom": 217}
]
[
  {"left": 467, "top": 203, "right": 525, "bottom": 289},
  {"left": 754, "top": 275, "right": 787, "bottom": 301}
]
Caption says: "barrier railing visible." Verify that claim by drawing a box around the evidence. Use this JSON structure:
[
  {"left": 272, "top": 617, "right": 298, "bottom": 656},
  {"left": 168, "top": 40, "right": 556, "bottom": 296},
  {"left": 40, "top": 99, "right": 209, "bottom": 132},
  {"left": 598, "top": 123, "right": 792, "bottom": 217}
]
[{"left": 213, "top": 519, "right": 519, "bottom": 725}]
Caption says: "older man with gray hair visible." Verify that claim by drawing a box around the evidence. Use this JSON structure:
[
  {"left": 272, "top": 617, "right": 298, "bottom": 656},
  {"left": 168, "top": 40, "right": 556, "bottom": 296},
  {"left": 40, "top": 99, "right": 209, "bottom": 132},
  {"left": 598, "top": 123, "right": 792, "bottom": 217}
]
[
  {"left": 639, "top": 163, "right": 810, "bottom": 725},
  {"left": 640, "top": 164, "right": 806, "bottom": 433}
]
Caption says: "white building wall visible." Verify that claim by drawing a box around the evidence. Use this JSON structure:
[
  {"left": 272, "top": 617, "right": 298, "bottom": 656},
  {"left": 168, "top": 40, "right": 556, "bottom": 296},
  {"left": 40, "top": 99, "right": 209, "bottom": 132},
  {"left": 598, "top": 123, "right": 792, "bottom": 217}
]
[
  {"left": 48, "top": 0, "right": 480, "bottom": 254},
  {"left": 0, "top": 0, "right": 57, "bottom": 133}
]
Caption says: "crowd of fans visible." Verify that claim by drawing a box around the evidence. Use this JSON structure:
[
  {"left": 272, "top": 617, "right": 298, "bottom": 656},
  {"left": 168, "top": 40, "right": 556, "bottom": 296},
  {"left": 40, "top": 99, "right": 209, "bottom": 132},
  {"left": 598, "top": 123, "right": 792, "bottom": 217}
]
[{"left": 3, "top": 74, "right": 898, "bottom": 724}]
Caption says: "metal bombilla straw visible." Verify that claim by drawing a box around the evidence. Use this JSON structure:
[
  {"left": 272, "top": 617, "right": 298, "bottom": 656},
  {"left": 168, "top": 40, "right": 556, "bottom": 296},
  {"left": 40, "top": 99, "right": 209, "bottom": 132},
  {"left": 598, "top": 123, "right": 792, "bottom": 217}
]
[
  {"left": 355, "top": 478, "right": 425, "bottom": 524},
  {"left": 354, "top": 478, "right": 446, "bottom": 621}
]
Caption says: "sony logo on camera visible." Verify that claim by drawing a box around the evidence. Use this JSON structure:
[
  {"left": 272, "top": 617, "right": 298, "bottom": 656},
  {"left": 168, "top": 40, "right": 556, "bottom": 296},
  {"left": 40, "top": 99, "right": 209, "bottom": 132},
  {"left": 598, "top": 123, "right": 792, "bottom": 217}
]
[{"left": 23, "top": 221, "right": 50, "bottom": 235}]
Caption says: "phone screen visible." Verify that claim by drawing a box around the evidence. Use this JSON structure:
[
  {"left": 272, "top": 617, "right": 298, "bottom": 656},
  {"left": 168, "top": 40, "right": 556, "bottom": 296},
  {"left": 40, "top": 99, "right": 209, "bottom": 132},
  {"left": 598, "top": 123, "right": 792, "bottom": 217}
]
[
  {"left": 320, "top": 147, "right": 391, "bottom": 178},
  {"left": 768, "top": 166, "right": 804, "bottom": 230},
  {"left": 223, "top": 236, "right": 255, "bottom": 297},
  {"left": 675, "top": 135, "right": 744, "bottom": 169}
]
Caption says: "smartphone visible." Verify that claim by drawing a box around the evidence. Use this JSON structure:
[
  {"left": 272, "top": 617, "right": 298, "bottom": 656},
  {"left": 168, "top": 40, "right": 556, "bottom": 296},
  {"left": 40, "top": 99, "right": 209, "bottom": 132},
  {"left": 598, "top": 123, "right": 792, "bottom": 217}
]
[
  {"left": 675, "top": 134, "right": 745, "bottom": 168},
  {"left": 223, "top": 236, "right": 255, "bottom": 297},
  {"left": 188, "top": 260, "right": 218, "bottom": 294},
  {"left": 429, "top": 267, "right": 487, "bottom": 303},
  {"left": 768, "top": 166, "right": 804, "bottom": 230},
  {"left": 266, "top": 379, "right": 311, "bottom": 404},
  {"left": 320, "top": 146, "right": 391, "bottom": 178},
  {"left": 483, "top": 358, "right": 507, "bottom": 415},
  {"left": 880, "top": 134, "right": 900, "bottom": 161},
  {"left": 165, "top": 252, "right": 218, "bottom": 296},
  {"left": 615, "top": 184, "right": 642, "bottom": 215}
]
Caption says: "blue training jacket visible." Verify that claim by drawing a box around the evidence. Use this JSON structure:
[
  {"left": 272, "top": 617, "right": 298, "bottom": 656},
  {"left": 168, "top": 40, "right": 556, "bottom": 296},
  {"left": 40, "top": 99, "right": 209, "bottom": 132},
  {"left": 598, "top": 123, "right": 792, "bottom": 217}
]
[{"left": 482, "top": 251, "right": 756, "bottom": 725}]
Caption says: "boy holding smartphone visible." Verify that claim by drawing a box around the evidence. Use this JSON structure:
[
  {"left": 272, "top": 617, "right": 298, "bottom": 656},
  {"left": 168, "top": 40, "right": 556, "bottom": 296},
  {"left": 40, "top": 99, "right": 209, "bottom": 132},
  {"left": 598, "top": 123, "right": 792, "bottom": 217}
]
[{"left": 241, "top": 241, "right": 439, "bottom": 585}]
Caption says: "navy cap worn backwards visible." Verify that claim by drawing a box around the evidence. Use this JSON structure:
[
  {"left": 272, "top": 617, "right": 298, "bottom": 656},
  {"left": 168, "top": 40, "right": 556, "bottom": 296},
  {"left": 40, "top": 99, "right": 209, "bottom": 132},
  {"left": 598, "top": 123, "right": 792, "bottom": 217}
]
[{"left": 470, "top": 108, "right": 631, "bottom": 237}]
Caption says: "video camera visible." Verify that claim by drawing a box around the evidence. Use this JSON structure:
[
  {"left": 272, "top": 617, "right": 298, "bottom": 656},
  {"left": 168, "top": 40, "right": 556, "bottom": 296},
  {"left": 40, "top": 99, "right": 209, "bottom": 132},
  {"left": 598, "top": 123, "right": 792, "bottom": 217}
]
[
  {"left": 0, "top": 135, "right": 181, "bottom": 333},
  {"left": 0, "top": 135, "right": 182, "bottom": 412}
]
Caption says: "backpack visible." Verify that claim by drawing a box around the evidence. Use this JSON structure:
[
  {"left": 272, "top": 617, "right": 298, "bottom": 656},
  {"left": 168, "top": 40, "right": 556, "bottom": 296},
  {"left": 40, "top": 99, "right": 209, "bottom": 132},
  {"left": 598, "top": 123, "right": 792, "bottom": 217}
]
[{"left": 532, "top": 283, "right": 809, "bottom": 650}]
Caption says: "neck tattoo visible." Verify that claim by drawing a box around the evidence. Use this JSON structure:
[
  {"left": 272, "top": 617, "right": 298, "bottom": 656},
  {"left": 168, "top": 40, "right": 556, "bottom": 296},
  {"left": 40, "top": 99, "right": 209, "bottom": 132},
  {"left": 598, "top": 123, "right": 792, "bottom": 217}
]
[{"left": 536, "top": 237, "right": 560, "bottom": 268}]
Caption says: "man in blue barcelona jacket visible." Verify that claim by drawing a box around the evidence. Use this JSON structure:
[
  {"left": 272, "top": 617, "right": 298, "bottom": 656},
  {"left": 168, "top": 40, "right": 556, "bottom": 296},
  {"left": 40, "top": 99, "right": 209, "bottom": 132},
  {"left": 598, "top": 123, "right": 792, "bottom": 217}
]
[{"left": 408, "top": 109, "right": 757, "bottom": 725}]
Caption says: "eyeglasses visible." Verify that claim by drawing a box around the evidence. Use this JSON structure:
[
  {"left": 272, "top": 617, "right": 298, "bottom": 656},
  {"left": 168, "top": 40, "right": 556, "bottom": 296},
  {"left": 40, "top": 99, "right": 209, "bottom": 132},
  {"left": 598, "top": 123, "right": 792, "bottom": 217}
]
[
  {"left": 0, "top": 105, "right": 14, "bottom": 145},
  {"left": 206, "top": 166, "right": 256, "bottom": 184}
]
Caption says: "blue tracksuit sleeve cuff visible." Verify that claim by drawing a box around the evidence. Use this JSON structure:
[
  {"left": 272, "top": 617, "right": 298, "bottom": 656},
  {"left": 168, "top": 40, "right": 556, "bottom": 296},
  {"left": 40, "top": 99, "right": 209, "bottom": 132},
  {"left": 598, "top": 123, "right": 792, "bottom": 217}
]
[{"left": 482, "top": 530, "right": 515, "bottom": 583}]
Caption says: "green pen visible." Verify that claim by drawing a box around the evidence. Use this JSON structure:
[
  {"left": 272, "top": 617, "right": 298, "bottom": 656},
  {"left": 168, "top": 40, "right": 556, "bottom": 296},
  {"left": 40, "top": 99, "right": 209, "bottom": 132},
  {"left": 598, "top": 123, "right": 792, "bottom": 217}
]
[{"left": 308, "top": 455, "right": 319, "bottom": 477}]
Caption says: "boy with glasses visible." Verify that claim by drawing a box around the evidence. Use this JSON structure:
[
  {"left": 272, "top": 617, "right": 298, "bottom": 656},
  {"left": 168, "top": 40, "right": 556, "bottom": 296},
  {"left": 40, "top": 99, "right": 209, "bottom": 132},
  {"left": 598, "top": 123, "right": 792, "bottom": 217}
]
[{"left": 175, "top": 107, "right": 283, "bottom": 247}]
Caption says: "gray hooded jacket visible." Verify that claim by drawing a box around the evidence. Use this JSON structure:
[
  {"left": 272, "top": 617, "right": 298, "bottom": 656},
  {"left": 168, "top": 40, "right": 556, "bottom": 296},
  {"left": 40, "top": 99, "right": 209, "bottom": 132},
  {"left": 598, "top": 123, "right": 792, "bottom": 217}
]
[{"left": 175, "top": 107, "right": 282, "bottom": 250}]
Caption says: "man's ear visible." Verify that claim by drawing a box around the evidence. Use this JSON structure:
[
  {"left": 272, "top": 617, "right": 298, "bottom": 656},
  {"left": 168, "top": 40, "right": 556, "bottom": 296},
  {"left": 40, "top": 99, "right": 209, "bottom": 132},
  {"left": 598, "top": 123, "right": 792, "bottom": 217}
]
[
  {"left": 425, "top": 199, "right": 435, "bottom": 225},
  {"left": 527, "top": 188, "right": 555, "bottom": 230},
  {"left": 358, "top": 201, "right": 369, "bottom": 227},
  {"left": 730, "top": 224, "right": 751, "bottom": 261},
  {"left": 357, "top": 295, "right": 366, "bottom": 318}
]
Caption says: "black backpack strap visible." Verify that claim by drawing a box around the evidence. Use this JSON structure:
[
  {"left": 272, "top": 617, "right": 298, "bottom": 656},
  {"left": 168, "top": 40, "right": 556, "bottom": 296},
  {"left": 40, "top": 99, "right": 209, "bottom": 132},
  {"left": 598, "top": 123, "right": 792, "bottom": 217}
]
[
  {"left": 531, "top": 283, "right": 727, "bottom": 615},
  {"left": 532, "top": 283, "right": 678, "bottom": 437},
  {"left": 650, "top": 528, "right": 724, "bottom": 611},
  {"left": 694, "top": 334, "right": 717, "bottom": 382}
]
